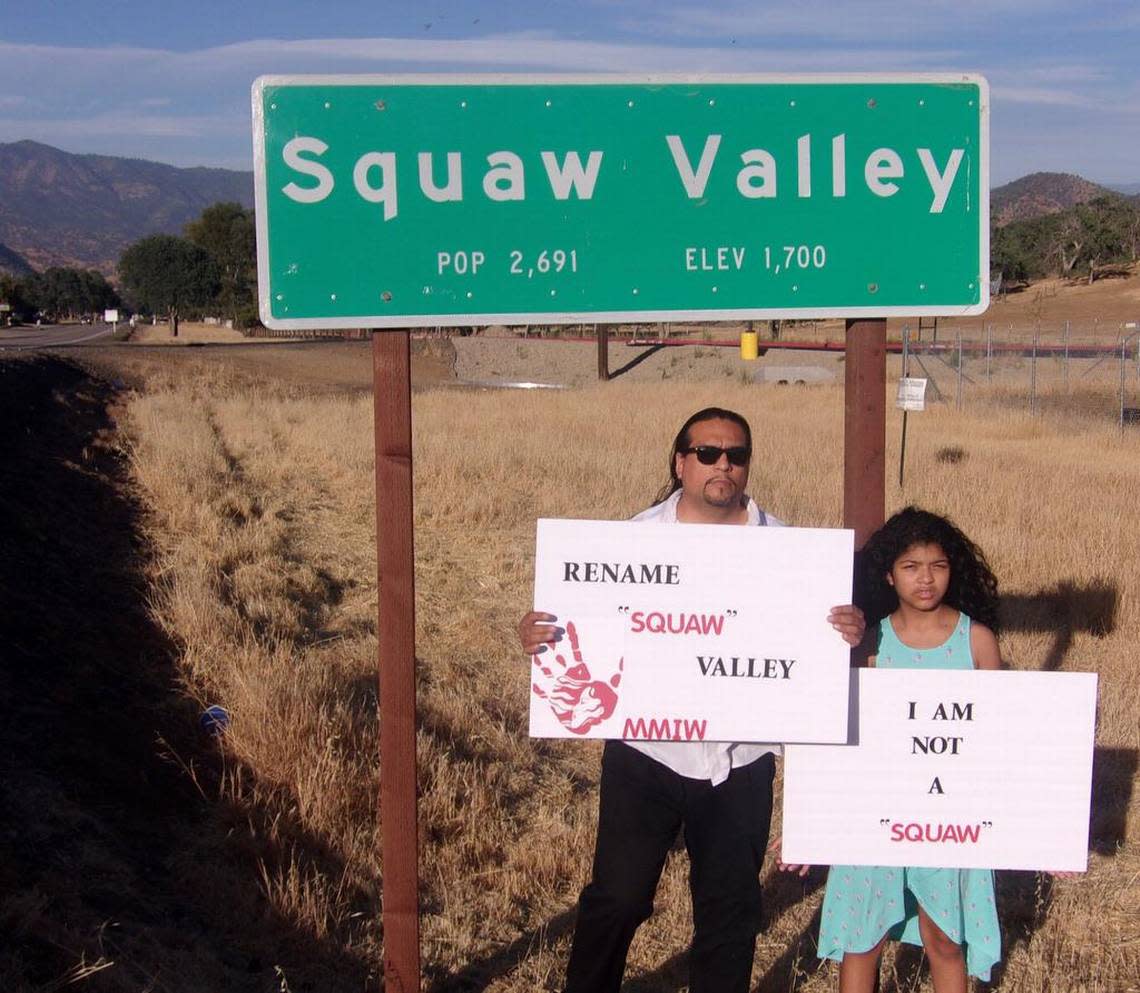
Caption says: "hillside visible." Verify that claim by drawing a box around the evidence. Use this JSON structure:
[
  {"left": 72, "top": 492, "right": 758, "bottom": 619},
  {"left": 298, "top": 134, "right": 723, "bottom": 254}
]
[
  {"left": 0, "top": 141, "right": 253, "bottom": 275},
  {"left": 0, "top": 241, "right": 34, "bottom": 277},
  {"left": 991, "top": 172, "right": 1123, "bottom": 227}
]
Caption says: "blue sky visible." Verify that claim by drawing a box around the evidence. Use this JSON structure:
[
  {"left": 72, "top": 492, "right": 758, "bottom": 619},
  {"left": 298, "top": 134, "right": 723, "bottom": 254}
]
[{"left": 1, "top": 0, "right": 1136, "bottom": 186}]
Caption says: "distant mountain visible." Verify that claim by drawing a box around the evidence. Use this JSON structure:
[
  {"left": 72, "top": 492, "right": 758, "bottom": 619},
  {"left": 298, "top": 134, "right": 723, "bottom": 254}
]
[
  {"left": 0, "top": 141, "right": 253, "bottom": 275},
  {"left": 1107, "top": 182, "right": 1140, "bottom": 197},
  {"left": 0, "top": 241, "right": 34, "bottom": 277},
  {"left": 991, "top": 172, "right": 1124, "bottom": 227}
]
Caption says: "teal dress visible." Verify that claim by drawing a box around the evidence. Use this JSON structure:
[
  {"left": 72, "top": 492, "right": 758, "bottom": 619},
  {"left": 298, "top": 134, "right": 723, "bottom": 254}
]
[{"left": 816, "top": 613, "right": 1002, "bottom": 980}]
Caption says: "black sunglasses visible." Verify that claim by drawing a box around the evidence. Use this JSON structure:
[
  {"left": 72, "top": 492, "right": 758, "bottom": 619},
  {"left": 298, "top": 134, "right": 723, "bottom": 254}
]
[{"left": 680, "top": 445, "right": 751, "bottom": 466}]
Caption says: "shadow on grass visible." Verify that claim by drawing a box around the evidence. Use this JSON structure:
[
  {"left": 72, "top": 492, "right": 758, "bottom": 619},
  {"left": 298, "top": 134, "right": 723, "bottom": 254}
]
[
  {"left": 999, "top": 579, "right": 1118, "bottom": 671},
  {"left": 609, "top": 344, "right": 667, "bottom": 380},
  {"left": 623, "top": 865, "right": 829, "bottom": 993},
  {"left": 425, "top": 908, "right": 577, "bottom": 993},
  {"left": 0, "top": 355, "right": 373, "bottom": 993}
]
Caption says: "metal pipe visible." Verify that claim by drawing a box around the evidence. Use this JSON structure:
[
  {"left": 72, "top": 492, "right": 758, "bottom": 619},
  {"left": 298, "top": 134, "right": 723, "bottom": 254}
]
[
  {"left": 1064, "top": 319, "right": 1070, "bottom": 392},
  {"left": 1121, "top": 334, "right": 1137, "bottom": 435},
  {"left": 1031, "top": 330, "right": 1039, "bottom": 415},
  {"left": 956, "top": 332, "right": 963, "bottom": 411},
  {"left": 899, "top": 327, "right": 910, "bottom": 488}
]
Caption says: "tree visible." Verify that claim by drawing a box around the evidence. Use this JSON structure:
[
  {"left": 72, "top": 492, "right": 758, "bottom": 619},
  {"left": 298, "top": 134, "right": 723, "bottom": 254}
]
[
  {"left": 23, "top": 267, "right": 119, "bottom": 321},
  {"left": 991, "top": 195, "right": 1140, "bottom": 283},
  {"left": 0, "top": 272, "right": 33, "bottom": 323},
  {"left": 184, "top": 202, "right": 257, "bottom": 327},
  {"left": 79, "top": 269, "right": 120, "bottom": 315},
  {"left": 118, "top": 235, "right": 219, "bottom": 337}
]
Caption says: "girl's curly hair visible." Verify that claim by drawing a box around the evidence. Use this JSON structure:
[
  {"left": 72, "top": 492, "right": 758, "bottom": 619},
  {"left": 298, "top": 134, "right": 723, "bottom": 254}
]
[{"left": 855, "top": 506, "right": 1000, "bottom": 632}]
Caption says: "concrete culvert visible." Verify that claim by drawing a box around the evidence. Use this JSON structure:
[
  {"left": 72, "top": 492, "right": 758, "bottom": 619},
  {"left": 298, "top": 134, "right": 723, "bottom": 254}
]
[{"left": 753, "top": 365, "right": 836, "bottom": 385}]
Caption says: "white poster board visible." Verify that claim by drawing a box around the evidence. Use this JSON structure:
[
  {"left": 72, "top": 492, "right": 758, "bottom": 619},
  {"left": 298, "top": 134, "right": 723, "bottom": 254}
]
[
  {"left": 104, "top": 308, "right": 120, "bottom": 323},
  {"left": 529, "top": 519, "right": 853, "bottom": 744},
  {"left": 783, "top": 669, "right": 1098, "bottom": 871},
  {"left": 896, "top": 377, "right": 928, "bottom": 411}
]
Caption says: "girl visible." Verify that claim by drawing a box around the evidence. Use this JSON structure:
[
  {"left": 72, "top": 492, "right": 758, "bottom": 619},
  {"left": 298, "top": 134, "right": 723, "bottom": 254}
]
[{"left": 818, "top": 507, "right": 1002, "bottom": 992}]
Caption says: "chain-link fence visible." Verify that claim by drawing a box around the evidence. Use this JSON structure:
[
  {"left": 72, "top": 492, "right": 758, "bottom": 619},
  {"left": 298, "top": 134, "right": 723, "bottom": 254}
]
[{"left": 900, "top": 321, "right": 1140, "bottom": 432}]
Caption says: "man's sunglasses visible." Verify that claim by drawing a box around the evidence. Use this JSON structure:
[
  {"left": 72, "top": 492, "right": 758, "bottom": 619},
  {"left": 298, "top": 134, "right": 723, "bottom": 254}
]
[{"left": 680, "top": 445, "right": 751, "bottom": 466}]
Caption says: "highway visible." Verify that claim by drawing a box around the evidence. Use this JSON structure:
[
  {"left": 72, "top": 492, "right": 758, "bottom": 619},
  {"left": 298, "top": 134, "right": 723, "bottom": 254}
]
[{"left": 0, "top": 322, "right": 117, "bottom": 351}]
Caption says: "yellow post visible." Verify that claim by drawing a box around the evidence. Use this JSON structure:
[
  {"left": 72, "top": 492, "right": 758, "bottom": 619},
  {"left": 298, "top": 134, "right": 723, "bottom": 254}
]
[{"left": 740, "top": 329, "right": 759, "bottom": 360}]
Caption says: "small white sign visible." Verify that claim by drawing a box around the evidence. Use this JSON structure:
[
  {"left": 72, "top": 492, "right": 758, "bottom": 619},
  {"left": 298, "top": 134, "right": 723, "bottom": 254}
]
[
  {"left": 104, "top": 309, "right": 120, "bottom": 323},
  {"left": 529, "top": 519, "right": 854, "bottom": 744},
  {"left": 896, "top": 377, "right": 928, "bottom": 411},
  {"left": 782, "top": 669, "right": 1097, "bottom": 871}
]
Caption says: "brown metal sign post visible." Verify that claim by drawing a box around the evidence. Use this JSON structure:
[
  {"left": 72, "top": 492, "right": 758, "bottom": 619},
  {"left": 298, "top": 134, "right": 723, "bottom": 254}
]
[
  {"left": 843, "top": 318, "right": 887, "bottom": 548},
  {"left": 373, "top": 331, "right": 420, "bottom": 991}
]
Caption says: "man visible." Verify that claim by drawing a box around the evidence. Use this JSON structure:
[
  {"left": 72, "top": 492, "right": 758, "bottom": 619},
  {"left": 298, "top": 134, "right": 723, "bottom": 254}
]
[{"left": 519, "top": 406, "right": 864, "bottom": 993}]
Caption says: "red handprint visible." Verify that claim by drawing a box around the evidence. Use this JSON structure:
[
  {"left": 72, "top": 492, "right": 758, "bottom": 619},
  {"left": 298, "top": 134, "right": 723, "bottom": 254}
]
[{"left": 532, "top": 621, "right": 623, "bottom": 734}]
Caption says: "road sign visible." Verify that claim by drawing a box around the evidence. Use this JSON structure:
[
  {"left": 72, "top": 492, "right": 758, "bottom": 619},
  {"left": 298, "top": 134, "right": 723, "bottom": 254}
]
[
  {"left": 254, "top": 75, "right": 984, "bottom": 330},
  {"left": 253, "top": 74, "right": 989, "bottom": 330}
]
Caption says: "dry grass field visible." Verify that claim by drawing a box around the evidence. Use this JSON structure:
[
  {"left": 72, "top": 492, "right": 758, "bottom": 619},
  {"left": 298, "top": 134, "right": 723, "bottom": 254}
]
[
  {"left": 49, "top": 335, "right": 1132, "bottom": 993},
  {"left": 127, "top": 320, "right": 250, "bottom": 345}
]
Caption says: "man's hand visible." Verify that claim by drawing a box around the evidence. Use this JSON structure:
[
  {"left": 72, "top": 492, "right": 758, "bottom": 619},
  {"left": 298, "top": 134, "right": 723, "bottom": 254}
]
[
  {"left": 827, "top": 604, "right": 865, "bottom": 647},
  {"left": 530, "top": 620, "right": 623, "bottom": 734},
  {"left": 519, "top": 610, "right": 562, "bottom": 654}
]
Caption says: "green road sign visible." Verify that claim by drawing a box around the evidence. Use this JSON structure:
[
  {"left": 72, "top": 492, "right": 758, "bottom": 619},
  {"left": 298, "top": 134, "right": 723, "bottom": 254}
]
[{"left": 253, "top": 74, "right": 989, "bottom": 329}]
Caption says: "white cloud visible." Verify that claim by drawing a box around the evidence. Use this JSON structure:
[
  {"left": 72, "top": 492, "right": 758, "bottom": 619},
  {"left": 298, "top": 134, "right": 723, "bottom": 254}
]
[
  {"left": 202, "top": 33, "right": 957, "bottom": 71},
  {"left": 608, "top": 0, "right": 1075, "bottom": 42},
  {"left": 0, "top": 34, "right": 960, "bottom": 80},
  {"left": 991, "top": 86, "right": 1095, "bottom": 109}
]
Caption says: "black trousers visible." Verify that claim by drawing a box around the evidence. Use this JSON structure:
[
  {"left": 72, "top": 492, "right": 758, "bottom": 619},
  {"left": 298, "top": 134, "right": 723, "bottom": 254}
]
[{"left": 564, "top": 741, "right": 776, "bottom": 993}]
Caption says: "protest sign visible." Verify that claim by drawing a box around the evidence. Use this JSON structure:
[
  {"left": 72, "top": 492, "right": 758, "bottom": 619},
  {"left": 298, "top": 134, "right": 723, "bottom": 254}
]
[
  {"left": 528, "top": 518, "right": 853, "bottom": 744},
  {"left": 782, "top": 668, "right": 1097, "bottom": 871}
]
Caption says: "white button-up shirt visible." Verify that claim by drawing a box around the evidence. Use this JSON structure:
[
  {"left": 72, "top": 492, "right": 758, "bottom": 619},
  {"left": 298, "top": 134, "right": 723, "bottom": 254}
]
[{"left": 624, "top": 490, "right": 782, "bottom": 786}]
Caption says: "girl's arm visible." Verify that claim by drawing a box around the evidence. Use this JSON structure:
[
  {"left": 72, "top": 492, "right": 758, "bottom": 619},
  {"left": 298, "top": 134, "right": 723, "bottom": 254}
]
[{"left": 970, "top": 621, "right": 1002, "bottom": 670}]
